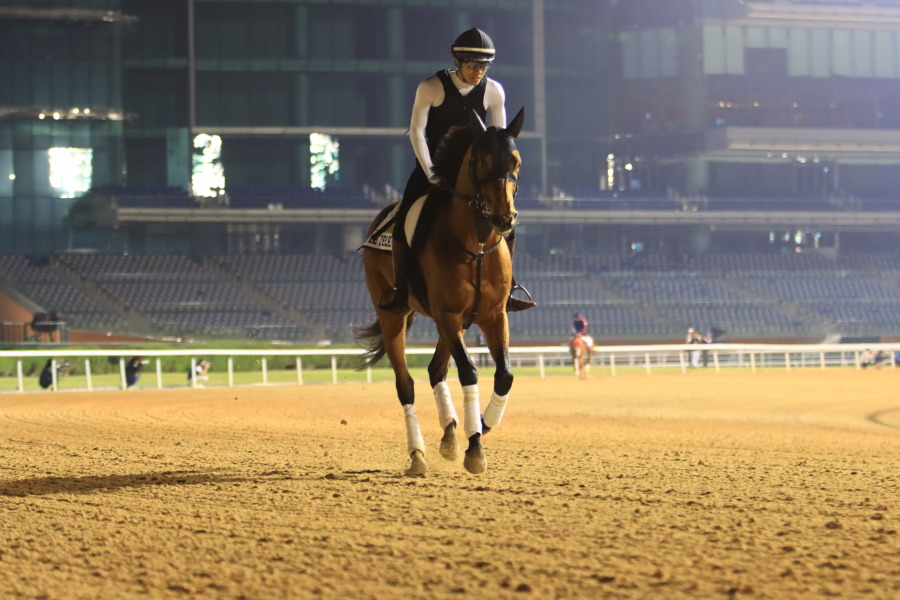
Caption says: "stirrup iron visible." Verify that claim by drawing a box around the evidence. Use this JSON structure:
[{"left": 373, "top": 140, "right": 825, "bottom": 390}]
[{"left": 507, "top": 281, "right": 536, "bottom": 312}]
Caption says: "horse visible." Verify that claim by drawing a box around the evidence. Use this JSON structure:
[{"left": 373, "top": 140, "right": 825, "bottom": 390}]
[
  {"left": 569, "top": 334, "right": 594, "bottom": 379},
  {"left": 356, "top": 108, "right": 525, "bottom": 476}
]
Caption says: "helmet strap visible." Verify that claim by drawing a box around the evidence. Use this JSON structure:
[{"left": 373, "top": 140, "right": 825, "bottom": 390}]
[{"left": 453, "top": 60, "right": 471, "bottom": 85}]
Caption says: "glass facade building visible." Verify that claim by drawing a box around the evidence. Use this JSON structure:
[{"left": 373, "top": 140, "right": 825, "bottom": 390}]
[
  {"left": 605, "top": 0, "right": 900, "bottom": 205},
  {"left": 0, "top": 0, "right": 127, "bottom": 251},
  {"left": 0, "top": 0, "right": 608, "bottom": 253}
]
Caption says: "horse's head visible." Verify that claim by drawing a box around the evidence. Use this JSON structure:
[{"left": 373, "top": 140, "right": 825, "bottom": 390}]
[{"left": 467, "top": 108, "right": 524, "bottom": 236}]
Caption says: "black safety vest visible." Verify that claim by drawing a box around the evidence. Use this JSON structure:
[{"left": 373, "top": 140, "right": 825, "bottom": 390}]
[{"left": 424, "top": 70, "right": 488, "bottom": 156}]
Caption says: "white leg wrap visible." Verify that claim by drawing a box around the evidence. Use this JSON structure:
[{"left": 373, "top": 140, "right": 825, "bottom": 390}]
[
  {"left": 462, "top": 384, "right": 482, "bottom": 439},
  {"left": 482, "top": 391, "right": 509, "bottom": 429},
  {"left": 433, "top": 381, "right": 457, "bottom": 429},
  {"left": 403, "top": 404, "right": 426, "bottom": 455}
]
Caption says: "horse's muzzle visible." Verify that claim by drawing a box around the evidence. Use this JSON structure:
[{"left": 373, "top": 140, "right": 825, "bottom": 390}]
[{"left": 489, "top": 211, "right": 517, "bottom": 236}]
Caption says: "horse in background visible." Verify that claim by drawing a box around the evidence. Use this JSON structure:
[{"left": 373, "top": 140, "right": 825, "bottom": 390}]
[
  {"left": 357, "top": 108, "right": 526, "bottom": 476},
  {"left": 569, "top": 334, "right": 594, "bottom": 379}
]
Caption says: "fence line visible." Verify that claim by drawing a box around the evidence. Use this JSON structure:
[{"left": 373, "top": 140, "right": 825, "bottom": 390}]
[{"left": 1, "top": 343, "right": 896, "bottom": 393}]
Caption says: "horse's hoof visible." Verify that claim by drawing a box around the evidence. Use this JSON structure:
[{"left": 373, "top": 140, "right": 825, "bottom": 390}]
[
  {"left": 439, "top": 421, "right": 459, "bottom": 461},
  {"left": 463, "top": 433, "right": 486, "bottom": 474},
  {"left": 405, "top": 449, "right": 427, "bottom": 476}
]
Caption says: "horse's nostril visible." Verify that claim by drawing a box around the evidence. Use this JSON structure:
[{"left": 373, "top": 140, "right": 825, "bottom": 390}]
[{"left": 490, "top": 214, "right": 515, "bottom": 234}]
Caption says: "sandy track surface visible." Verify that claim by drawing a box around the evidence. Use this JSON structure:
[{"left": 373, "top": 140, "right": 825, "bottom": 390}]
[{"left": 1, "top": 370, "right": 898, "bottom": 599}]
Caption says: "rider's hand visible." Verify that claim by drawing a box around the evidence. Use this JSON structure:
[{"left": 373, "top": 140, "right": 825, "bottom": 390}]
[{"left": 428, "top": 173, "right": 442, "bottom": 185}]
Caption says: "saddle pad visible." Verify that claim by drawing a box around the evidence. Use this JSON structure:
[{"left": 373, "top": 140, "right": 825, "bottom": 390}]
[
  {"left": 360, "top": 195, "right": 427, "bottom": 252},
  {"left": 360, "top": 205, "right": 397, "bottom": 252}
]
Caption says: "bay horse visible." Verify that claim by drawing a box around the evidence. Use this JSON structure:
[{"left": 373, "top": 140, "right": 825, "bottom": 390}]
[{"left": 357, "top": 108, "right": 525, "bottom": 476}]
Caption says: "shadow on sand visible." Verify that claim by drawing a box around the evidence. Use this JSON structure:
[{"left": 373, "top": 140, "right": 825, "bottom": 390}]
[{"left": 0, "top": 470, "right": 245, "bottom": 497}]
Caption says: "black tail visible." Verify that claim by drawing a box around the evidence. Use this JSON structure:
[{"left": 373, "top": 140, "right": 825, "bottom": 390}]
[
  {"left": 353, "top": 313, "right": 416, "bottom": 371},
  {"left": 354, "top": 319, "right": 385, "bottom": 370}
]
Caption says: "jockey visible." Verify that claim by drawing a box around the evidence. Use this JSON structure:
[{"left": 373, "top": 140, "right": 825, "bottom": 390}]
[
  {"left": 378, "top": 28, "right": 535, "bottom": 314},
  {"left": 572, "top": 313, "right": 588, "bottom": 337}
]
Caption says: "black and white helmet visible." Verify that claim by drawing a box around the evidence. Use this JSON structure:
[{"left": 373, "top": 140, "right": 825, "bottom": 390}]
[{"left": 451, "top": 28, "right": 495, "bottom": 64}]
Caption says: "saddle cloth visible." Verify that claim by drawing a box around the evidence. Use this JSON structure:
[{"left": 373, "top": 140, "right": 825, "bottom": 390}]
[{"left": 360, "top": 194, "right": 427, "bottom": 252}]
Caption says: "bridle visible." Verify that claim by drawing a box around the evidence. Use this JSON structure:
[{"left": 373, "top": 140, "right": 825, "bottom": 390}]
[
  {"left": 435, "top": 132, "right": 519, "bottom": 228},
  {"left": 467, "top": 133, "right": 519, "bottom": 223},
  {"left": 449, "top": 132, "right": 519, "bottom": 329}
]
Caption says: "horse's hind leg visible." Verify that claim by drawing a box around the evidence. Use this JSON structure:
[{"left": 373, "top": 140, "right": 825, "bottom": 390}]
[{"left": 428, "top": 340, "right": 459, "bottom": 461}]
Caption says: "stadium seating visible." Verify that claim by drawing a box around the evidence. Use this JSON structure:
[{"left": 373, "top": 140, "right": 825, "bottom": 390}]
[
  {"left": 0, "top": 255, "right": 122, "bottom": 331},
  {"left": 4, "top": 248, "right": 900, "bottom": 344}
]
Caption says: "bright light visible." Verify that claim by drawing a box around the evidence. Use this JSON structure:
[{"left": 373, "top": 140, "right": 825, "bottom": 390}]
[
  {"left": 192, "top": 134, "right": 225, "bottom": 197},
  {"left": 310, "top": 133, "right": 339, "bottom": 190},
  {"left": 606, "top": 154, "right": 615, "bottom": 189},
  {"left": 48, "top": 148, "right": 92, "bottom": 198}
]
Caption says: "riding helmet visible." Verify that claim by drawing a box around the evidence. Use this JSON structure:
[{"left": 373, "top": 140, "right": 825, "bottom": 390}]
[{"left": 451, "top": 28, "right": 495, "bottom": 63}]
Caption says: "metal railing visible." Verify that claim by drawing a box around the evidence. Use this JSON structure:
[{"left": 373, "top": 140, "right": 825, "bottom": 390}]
[{"left": 1, "top": 342, "right": 896, "bottom": 393}]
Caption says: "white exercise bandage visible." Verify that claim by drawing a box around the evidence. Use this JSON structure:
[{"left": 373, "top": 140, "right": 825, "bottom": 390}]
[
  {"left": 462, "top": 384, "right": 482, "bottom": 438},
  {"left": 403, "top": 404, "right": 425, "bottom": 454},
  {"left": 433, "top": 381, "right": 457, "bottom": 429},
  {"left": 482, "top": 391, "right": 509, "bottom": 429}
]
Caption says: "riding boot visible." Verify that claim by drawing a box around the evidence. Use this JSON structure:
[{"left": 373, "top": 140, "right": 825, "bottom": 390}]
[
  {"left": 378, "top": 233, "right": 411, "bottom": 314},
  {"left": 505, "top": 234, "right": 536, "bottom": 313}
]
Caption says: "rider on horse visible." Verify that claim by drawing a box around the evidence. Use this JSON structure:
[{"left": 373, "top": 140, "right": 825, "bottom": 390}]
[
  {"left": 573, "top": 312, "right": 588, "bottom": 338},
  {"left": 378, "top": 28, "right": 536, "bottom": 315}
]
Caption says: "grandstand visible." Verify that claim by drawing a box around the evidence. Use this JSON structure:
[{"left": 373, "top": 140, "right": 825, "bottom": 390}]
[
  {"left": 2, "top": 1, "right": 899, "bottom": 347},
  {"left": 3, "top": 246, "right": 900, "bottom": 345}
]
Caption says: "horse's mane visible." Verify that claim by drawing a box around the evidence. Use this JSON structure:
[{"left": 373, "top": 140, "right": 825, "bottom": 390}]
[{"left": 432, "top": 126, "right": 474, "bottom": 183}]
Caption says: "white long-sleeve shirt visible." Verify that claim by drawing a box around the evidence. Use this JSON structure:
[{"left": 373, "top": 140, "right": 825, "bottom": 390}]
[{"left": 409, "top": 70, "right": 506, "bottom": 181}]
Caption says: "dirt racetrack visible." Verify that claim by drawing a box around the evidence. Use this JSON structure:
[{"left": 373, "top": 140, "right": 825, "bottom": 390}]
[{"left": 1, "top": 369, "right": 898, "bottom": 600}]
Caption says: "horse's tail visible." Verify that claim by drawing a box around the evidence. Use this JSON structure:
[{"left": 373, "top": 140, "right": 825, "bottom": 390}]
[{"left": 354, "top": 313, "right": 416, "bottom": 370}]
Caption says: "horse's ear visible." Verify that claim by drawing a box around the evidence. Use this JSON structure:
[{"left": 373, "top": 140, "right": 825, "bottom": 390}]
[
  {"left": 470, "top": 110, "right": 488, "bottom": 137},
  {"left": 505, "top": 107, "right": 525, "bottom": 139}
]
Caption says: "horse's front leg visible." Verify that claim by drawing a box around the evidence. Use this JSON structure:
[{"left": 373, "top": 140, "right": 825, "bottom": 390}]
[
  {"left": 479, "top": 311, "right": 512, "bottom": 435},
  {"left": 428, "top": 340, "right": 459, "bottom": 461},
  {"left": 433, "top": 319, "right": 485, "bottom": 474}
]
